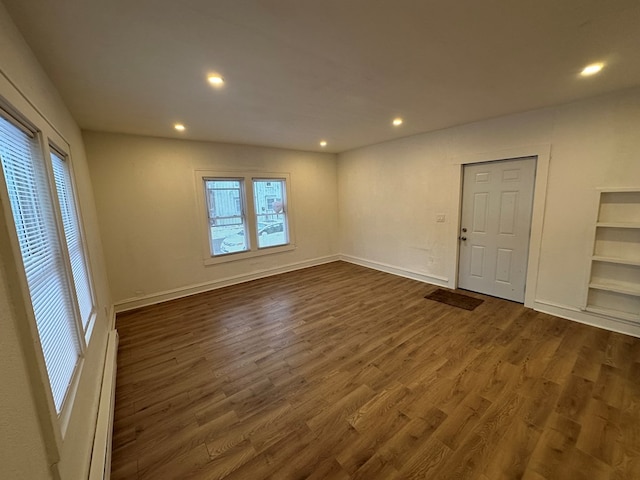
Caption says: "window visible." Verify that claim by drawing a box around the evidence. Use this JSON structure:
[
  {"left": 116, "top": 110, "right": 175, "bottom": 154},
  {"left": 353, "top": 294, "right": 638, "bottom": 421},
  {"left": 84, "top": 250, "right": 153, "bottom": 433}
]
[
  {"left": 253, "top": 179, "right": 289, "bottom": 249},
  {"left": 197, "top": 171, "right": 294, "bottom": 263},
  {"left": 51, "top": 149, "right": 95, "bottom": 332},
  {"left": 0, "top": 111, "right": 90, "bottom": 414},
  {"left": 205, "top": 179, "right": 248, "bottom": 255}
]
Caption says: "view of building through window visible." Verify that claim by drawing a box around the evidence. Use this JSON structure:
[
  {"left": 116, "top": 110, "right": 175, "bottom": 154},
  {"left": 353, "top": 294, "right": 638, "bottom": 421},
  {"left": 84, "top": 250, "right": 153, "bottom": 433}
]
[
  {"left": 205, "top": 177, "right": 289, "bottom": 256},
  {"left": 253, "top": 179, "right": 288, "bottom": 249},
  {"left": 205, "top": 179, "right": 248, "bottom": 255}
]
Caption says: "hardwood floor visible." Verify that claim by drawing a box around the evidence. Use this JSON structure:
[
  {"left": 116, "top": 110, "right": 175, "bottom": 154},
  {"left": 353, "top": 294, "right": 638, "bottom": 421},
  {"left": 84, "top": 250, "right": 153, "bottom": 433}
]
[{"left": 111, "top": 261, "right": 640, "bottom": 479}]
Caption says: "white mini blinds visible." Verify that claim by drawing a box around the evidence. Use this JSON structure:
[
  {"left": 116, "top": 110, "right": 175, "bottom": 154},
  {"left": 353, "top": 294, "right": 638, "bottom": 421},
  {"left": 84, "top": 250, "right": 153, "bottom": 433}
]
[
  {"left": 51, "top": 150, "right": 94, "bottom": 329},
  {"left": 0, "top": 113, "right": 90, "bottom": 413}
]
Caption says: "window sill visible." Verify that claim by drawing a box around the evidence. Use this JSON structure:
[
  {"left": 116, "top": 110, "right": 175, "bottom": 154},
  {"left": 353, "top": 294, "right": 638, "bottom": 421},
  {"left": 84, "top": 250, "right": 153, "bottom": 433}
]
[{"left": 203, "top": 243, "right": 296, "bottom": 265}]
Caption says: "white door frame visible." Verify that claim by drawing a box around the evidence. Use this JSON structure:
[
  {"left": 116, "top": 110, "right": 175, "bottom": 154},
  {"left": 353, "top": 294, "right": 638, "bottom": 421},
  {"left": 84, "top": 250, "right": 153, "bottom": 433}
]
[{"left": 448, "top": 145, "right": 551, "bottom": 308}]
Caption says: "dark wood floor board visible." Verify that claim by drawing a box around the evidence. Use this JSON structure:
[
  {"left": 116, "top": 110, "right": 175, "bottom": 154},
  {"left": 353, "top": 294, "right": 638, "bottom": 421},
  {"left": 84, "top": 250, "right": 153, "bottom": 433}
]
[
  {"left": 396, "top": 435, "right": 453, "bottom": 479},
  {"left": 483, "top": 416, "right": 543, "bottom": 479},
  {"left": 111, "top": 261, "right": 640, "bottom": 479}
]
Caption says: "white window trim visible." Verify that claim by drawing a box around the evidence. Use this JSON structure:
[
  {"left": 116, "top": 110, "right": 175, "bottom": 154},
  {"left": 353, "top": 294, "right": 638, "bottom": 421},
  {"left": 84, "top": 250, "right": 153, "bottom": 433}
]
[
  {"left": 0, "top": 84, "right": 96, "bottom": 456},
  {"left": 40, "top": 139, "right": 88, "bottom": 420},
  {"left": 195, "top": 170, "right": 295, "bottom": 265},
  {"left": 49, "top": 143, "right": 97, "bottom": 342}
]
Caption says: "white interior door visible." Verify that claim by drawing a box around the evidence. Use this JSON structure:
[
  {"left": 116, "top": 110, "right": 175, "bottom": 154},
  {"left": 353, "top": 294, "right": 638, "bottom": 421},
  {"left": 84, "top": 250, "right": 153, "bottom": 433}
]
[{"left": 458, "top": 157, "right": 536, "bottom": 302}]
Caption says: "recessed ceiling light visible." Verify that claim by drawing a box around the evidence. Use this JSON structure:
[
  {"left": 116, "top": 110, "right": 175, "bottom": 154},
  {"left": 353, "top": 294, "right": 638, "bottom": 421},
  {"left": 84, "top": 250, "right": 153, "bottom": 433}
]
[
  {"left": 320, "top": 140, "right": 327, "bottom": 147},
  {"left": 207, "top": 74, "right": 225, "bottom": 87},
  {"left": 174, "top": 123, "right": 186, "bottom": 131},
  {"left": 580, "top": 63, "right": 604, "bottom": 77},
  {"left": 392, "top": 118, "right": 403, "bottom": 126}
]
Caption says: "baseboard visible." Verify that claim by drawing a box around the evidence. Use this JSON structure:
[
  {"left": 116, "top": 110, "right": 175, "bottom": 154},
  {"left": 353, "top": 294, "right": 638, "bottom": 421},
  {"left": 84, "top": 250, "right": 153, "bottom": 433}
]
[
  {"left": 114, "top": 255, "right": 340, "bottom": 313},
  {"left": 88, "top": 329, "right": 119, "bottom": 480},
  {"left": 115, "top": 255, "right": 640, "bottom": 339},
  {"left": 534, "top": 299, "right": 640, "bottom": 338},
  {"left": 337, "top": 258, "right": 640, "bottom": 338},
  {"left": 339, "top": 254, "right": 449, "bottom": 288}
]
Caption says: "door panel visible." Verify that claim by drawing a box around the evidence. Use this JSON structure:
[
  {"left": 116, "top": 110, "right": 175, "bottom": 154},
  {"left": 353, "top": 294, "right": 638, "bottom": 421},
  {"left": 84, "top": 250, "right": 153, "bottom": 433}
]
[
  {"left": 499, "top": 191, "right": 518, "bottom": 235},
  {"left": 458, "top": 157, "right": 536, "bottom": 302},
  {"left": 496, "top": 248, "right": 513, "bottom": 283},
  {"left": 470, "top": 246, "right": 485, "bottom": 277},
  {"left": 472, "top": 193, "right": 489, "bottom": 233},
  {"left": 502, "top": 168, "right": 520, "bottom": 182}
]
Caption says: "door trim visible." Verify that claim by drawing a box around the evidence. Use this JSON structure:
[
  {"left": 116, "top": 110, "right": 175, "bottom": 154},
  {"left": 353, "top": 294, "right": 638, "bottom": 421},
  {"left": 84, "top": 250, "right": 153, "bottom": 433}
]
[{"left": 448, "top": 144, "right": 551, "bottom": 308}]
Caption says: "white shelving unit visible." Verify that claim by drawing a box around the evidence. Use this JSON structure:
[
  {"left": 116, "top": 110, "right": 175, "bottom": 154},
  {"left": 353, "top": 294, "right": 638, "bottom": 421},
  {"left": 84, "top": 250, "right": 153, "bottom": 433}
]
[{"left": 585, "top": 188, "right": 640, "bottom": 322}]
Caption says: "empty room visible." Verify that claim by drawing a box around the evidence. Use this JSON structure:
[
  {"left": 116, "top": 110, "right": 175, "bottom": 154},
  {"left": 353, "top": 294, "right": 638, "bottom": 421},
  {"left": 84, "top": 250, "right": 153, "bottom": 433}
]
[{"left": 1, "top": 1, "right": 640, "bottom": 479}]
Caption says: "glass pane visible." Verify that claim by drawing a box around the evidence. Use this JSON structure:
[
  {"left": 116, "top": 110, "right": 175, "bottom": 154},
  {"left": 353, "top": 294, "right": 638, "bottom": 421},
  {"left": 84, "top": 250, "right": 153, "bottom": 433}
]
[
  {"left": 51, "top": 151, "right": 94, "bottom": 330},
  {"left": 0, "top": 115, "right": 81, "bottom": 412},
  {"left": 205, "top": 179, "right": 248, "bottom": 255},
  {"left": 253, "top": 179, "right": 288, "bottom": 249}
]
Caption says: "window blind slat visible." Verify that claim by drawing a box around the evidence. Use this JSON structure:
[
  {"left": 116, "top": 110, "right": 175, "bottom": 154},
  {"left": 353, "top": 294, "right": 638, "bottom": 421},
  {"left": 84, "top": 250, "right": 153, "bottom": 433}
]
[
  {"left": 51, "top": 151, "right": 95, "bottom": 328},
  {"left": 0, "top": 115, "right": 81, "bottom": 413}
]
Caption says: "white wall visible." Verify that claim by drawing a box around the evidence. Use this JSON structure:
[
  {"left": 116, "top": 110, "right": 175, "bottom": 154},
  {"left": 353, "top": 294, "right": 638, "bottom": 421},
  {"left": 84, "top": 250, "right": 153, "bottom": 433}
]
[
  {"left": 0, "top": 2, "right": 113, "bottom": 479},
  {"left": 85, "top": 89, "right": 640, "bottom": 336},
  {"left": 338, "top": 87, "right": 640, "bottom": 336},
  {"left": 0, "top": 2, "right": 636, "bottom": 478},
  {"left": 83, "top": 132, "right": 338, "bottom": 309}
]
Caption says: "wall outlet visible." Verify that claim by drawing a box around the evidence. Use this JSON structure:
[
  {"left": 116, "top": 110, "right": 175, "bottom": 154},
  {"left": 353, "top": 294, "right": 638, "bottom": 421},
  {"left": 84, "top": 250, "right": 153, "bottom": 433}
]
[{"left": 436, "top": 214, "right": 446, "bottom": 223}]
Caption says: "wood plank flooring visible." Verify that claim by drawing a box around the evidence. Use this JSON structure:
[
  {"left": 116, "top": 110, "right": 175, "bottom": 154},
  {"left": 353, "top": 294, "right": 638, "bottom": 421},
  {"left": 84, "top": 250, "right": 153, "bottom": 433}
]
[{"left": 111, "top": 261, "right": 640, "bottom": 479}]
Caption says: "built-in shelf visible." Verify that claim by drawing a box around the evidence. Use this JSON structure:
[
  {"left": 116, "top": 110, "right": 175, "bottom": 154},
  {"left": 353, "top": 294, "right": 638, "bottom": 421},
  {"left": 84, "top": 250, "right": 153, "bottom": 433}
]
[
  {"left": 585, "top": 305, "right": 640, "bottom": 322},
  {"left": 592, "top": 255, "right": 640, "bottom": 267},
  {"left": 584, "top": 189, "right": 640, "bottom": 322},
  {"left": 596, "top": 222, "right": 640, "bottom": 229},
  {"left": 589, "top": 281, "right": 640, "bottom": 297}
]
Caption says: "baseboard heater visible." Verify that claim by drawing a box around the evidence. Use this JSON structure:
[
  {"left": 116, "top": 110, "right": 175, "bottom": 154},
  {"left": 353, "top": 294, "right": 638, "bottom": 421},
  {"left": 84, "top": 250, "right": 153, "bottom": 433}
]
[{"left": 88, "top": 329, "right": 119, "bottom": 480}]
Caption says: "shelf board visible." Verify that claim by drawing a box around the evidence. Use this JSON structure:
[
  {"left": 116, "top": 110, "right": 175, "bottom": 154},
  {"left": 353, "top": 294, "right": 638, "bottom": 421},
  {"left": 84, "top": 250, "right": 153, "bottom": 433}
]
[
  {"left": 589, "top": 282, "right": 640, "bottom": 297},
  {"left": 596, "top": 222, "right": 640, "bottom": 229},
  {"left": 586, "top": 305, "right": 640, "bottom": 322},
  {"left": 592, "top": 255, "right": 640, "bottom": 267},
  {"left": 597, "top": 187, "right": 640, "bottom": 193}
]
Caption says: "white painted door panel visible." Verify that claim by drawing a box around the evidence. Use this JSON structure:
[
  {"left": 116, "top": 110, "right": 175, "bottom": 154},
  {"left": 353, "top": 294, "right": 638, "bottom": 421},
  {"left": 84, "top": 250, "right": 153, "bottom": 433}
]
[{"left": 458, "top": 157, "right": 536, "bottom": 302}]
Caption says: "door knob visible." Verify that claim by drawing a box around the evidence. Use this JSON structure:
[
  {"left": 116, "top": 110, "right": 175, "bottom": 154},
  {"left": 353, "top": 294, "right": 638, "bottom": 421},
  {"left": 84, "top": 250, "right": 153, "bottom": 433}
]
[
  {"left": 460, "top": 236, "right": 467, "bottom": 241},
  {"left": 462, "top": 227, "right": 467, "bottom": 232}
]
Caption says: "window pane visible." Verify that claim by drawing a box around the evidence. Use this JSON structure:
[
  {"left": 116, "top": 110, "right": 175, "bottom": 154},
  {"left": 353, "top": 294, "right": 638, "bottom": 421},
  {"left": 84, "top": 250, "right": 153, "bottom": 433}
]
[
  {"left": 253, "top": 179, "right": 289, "bottom": 249},
  {"left": 51, "top": 151, "right": 95, "bottom": 332},
  {"left": 204, "top": 179, "right": 248, "bottom": 255},
  {"left": 0, "top": 115, "right": 81, "bottom": 413}
]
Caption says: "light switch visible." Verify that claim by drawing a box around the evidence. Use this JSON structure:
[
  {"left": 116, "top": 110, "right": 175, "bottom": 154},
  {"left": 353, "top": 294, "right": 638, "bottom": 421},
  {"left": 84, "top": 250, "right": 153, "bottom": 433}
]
[{"left": 436, "top": 214, "right": 446, "bottom": 223}]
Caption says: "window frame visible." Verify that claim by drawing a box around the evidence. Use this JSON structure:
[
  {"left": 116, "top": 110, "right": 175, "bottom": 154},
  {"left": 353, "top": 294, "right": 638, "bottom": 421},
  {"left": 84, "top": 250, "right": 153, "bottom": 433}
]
[
  {"left": 49, "top": 144, "right": 97, "bottom": 341},
  {"left": 205, "top": 177, "right": 250, "bottom": 255},
  {"left": 0, "top": 94, "right": 95, "bottom": 449},
  {"left": 252, "top": 177, "right": 290, "bottom": 250},
  {"left": 195, "top": 170, "right": 295, "bottom": 265}
]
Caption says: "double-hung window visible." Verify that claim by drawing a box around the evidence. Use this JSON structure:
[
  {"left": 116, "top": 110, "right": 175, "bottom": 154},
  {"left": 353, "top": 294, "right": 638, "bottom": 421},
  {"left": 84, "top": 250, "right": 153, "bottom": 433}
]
[
  {"left": 205, "top": 179, "right": 248, "bottom": 255},
  {"left": 0, "top": 109, "right": 94, "bottom": 416},
  {"left": 253, "top": 178, "right": 289, "bottom": 249},
  {"left": 197, "top": 171, "right": 294, "bottom": 263},
  {"left": 51, "top": 149, "right": 95, "bottom": 331}
]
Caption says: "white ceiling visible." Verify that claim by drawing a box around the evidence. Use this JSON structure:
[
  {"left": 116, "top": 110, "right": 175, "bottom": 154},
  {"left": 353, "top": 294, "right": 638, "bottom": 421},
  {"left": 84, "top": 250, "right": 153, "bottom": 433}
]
[{"left": 4, "top": 0, "right": 640, "bottom": 153}]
